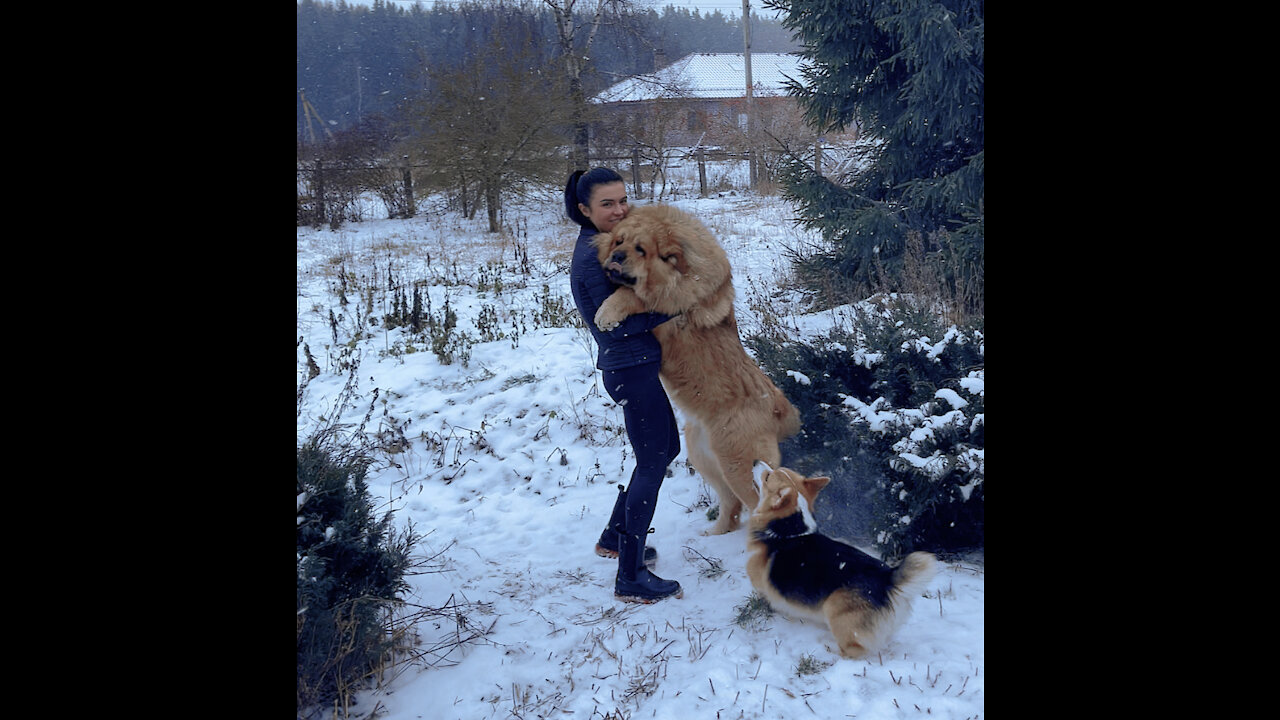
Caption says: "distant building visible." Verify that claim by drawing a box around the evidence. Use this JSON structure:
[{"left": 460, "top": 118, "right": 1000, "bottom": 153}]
[
  {"left": 589, "top": 52, "right": 805, "bottom": 150},
  {"left": 592, "top": 52, "right": 801, "bottom": 104}
]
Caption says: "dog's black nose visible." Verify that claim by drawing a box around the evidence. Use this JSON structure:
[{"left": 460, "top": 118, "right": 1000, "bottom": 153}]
[{"left": 611, "top": 251, "right": 627, "bottom": 264}]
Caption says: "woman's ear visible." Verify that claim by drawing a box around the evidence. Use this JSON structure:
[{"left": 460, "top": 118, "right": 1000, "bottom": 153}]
[{"left": 578, "top": 203, "right": 591, "bottom": 217}]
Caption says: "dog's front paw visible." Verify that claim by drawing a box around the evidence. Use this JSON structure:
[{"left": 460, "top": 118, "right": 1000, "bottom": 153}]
[{"left": 595, "top": 306, "right": 624, "bottom": 332}]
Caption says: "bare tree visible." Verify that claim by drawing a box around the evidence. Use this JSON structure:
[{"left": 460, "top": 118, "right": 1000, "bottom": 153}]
[
  {"left": 544, "top": 0, "right": 630, "bottom": 171},
  {"left": 713, "top": 95, "right": 816, "bottom": 187},
  {"left": 591, "top": 72, "right": 700, "bottom": 200},
  {"left": 408, "top": 28, "right": 577, "bottom": 232}
]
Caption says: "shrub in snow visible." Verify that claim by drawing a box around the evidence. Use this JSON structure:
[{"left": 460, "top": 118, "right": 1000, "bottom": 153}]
[
  {"left": 297, "top": 425, "right": 419, "bottom": 716},
  {"left": 747, "top": 303, "right": 983, "bottom": 560}
]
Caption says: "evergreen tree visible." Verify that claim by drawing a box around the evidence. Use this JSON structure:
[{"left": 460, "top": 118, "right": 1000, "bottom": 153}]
[
  {"left": 765, "top": 0, "right": 983, "bottom": 308},
  {"left": 297, "top": 423, "right": 418, "bottom": 713}
]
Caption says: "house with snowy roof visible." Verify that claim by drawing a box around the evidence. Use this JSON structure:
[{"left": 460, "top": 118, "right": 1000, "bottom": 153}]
[{"left": 589, "top": 52, "right": 806, "bottom": 151}]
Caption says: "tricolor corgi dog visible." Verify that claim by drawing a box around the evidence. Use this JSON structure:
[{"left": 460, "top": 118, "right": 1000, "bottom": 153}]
[{"left": 745, "top": 462, "right": 938, "bottom": 659}]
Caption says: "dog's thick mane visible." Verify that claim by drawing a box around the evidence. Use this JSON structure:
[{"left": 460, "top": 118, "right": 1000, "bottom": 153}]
[
  {"left": 597, "top": 205, "right": 735, "bottom": 329},
  {"left": 674, "top": 278, "right": 734, "bottom": 328}
]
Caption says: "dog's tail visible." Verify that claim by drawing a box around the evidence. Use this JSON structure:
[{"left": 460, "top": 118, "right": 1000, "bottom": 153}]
[
  {"left": 890, "top": 552, "right": 938, "bottom": 599},
  {"left": 851, "top": 551, "right": 938, "bottom": 657}
]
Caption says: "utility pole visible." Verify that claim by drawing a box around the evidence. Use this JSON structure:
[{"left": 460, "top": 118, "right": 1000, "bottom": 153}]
[{"left": 742, "top": 0, "right": 757, "bottom": 188}]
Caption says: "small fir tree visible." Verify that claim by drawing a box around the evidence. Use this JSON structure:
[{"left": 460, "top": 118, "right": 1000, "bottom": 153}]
[
  {"left": 297, "top": 425, "right": 417, "bottom": 715},
  {"left": 747, "top": 300, "right": 983, "bottom": 559}
]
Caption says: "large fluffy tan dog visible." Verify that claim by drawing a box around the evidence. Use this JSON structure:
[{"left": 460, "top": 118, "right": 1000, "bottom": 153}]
[{"left": 593, "top": 204, "right": 801, "bottom": 534}]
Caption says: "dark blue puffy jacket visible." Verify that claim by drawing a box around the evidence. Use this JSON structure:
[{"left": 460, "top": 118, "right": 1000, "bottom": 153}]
[{"left": 570, "top": 226, "right": 672, "bottom": 370}]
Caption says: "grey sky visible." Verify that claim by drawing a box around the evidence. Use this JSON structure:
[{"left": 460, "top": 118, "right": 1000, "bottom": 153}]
[{"left": 355, "top": 1, "right": 780, "bottom": 20}]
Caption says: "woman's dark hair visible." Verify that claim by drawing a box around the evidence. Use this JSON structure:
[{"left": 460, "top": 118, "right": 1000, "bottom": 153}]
[{"left": 564, "top": 167, "right": 624, "bottom": 229}]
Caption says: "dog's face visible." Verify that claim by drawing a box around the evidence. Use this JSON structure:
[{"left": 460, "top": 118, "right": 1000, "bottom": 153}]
[
  {"left": 751, "top": 462, "right": 830, "bottom": 525},
  {"left": 593, "top": 211, "right": 687, "bottom": 290}
]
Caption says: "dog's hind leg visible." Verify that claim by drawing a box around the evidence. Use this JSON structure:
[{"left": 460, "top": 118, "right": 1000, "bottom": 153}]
[
  {"left": 686, "top": 419, "right": 741, "bottom": 535},
  {"left": 725, "top": 432, "right": 783, "bottom": 511},
  {"left": 708, "top": 493, "right": 743, "bottom": 535},
  {"left": 710, "top": 434, "right": 786, "bottom": 534},
  {"left": 704, "top": 441, "right": 764, "bottom": 535},
  {"left": 719, "top": 461, "right": 755, "bottom": 526},
  {"left": 823, "top": 591, "right": 876, "bottom": 660}
]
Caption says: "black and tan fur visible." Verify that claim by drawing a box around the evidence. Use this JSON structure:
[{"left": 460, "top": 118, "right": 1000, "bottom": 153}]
[{"left": 745, "top": 463, "right": 937, "bottom": 659}]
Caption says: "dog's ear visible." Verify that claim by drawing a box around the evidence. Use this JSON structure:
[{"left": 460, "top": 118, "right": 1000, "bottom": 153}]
[
  {"left": 667, "top": 250, "right": 686, "bottom": 275},
  {"left": 659, "top": 231, "right": 687, "bottom": 275},
  {"left": 806, "top": 476, "right": 831, "bottom": 495}
]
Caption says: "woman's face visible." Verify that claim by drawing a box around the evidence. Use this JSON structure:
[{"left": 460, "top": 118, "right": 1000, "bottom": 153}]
[{"left": 579, "top": 181, "right": 629, "bottom": 233}]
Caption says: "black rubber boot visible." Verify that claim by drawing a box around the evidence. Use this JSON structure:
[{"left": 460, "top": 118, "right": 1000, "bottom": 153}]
[
  {"left": 614, "top": 530, "right": 682, "bottom": 604},
  {"left": 595, "top": 486, "right": 657, "bottom": 569}
]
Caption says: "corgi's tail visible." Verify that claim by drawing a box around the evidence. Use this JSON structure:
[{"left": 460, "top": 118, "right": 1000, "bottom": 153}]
[
  {"left": 852, "top": 551, "right": 939, "bottom": 657},
  {"left": 890, "top": 552, "right": 938, "bottom": 599}
]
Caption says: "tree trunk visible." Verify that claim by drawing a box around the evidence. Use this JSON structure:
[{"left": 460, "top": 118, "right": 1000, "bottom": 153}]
[
  {"left": 547, "top": 0, "right": 613, "bottom": 171},
  {"left": 485, "top": 182, "right": 501, "bottom": 233},
  {"left": 571, "top": 76, "right": 589, "bottom": 171}
]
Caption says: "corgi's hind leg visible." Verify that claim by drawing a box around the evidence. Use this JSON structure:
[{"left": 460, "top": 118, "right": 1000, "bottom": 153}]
[{"left": 823, "top": 590, "right": 876, "bottom": 660}]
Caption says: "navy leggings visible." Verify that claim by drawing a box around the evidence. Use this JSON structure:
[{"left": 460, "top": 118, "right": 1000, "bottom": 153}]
[{"left": 602, "top": 362, "right": 681, "bottom": 536}]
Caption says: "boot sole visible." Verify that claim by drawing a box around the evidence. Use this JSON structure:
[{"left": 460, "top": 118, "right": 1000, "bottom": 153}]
[{"left": 615, "top": 587, "right": 683, "bottom": 604}]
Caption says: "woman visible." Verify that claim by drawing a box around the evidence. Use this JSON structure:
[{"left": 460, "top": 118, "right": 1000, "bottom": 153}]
[{"left": 565, "top": 167, "right": 683, "bottom": 604}]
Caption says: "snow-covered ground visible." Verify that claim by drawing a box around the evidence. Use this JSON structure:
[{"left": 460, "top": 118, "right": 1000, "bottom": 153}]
[{"left": 297, "top": 168, "right": 984, "bottom": 720}]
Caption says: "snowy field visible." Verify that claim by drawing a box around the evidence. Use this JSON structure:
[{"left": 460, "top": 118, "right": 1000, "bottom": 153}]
[{"left": 296, "top": 163, "right": 984, "bottom": 720}]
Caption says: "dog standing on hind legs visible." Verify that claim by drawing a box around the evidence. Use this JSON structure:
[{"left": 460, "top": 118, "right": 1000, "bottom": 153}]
[
  {"left": 746, "top": 462, "right": 937, "bottom": 659},
  {"left": 590, "top": 204, "right": 801, "bottom": 535}
]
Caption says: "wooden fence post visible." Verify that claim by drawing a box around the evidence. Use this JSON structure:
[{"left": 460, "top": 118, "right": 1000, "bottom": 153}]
[
  {"left": 402, "top": 155, "right": 415, "bottom": 218},
  {"left": 631, "top": 147, "right": 643, "bottom": 199},
  {"left": 314, "top": 158, "right": 326, "bottom": 227},
  {"left": 697, "top": 147, "right": 708, "bottom": 198}
]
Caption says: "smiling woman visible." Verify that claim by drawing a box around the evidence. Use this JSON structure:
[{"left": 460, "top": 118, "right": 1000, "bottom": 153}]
[
  {"left": 564, "top": 167, "right": 684, "bottom": 605},
  {"left": 577, "top": 177, "right": 629, "bottom": 234}
]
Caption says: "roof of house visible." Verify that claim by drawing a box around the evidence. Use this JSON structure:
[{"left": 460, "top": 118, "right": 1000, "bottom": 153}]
[{"left": 591, "top": 52, "right": 803, "bottom": 104}]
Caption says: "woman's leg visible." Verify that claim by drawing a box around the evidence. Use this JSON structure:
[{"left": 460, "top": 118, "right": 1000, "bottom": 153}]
[
  {"left": 594, "top": 482, "right": 658, "bottom": 569},
  {"left": 602, "top": 363, "right": 682, "bottom": 602},
  {"left": 603, "top": 364, "right": 680, "bottom": 535}
]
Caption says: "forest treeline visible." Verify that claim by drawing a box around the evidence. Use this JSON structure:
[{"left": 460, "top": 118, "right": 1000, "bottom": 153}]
[{"left": 297, "top": 0, "right": 798, "bottom": 139}]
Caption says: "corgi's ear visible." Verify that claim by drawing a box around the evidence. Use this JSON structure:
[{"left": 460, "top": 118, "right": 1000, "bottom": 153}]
[
  {"left": 806, "top": 476, "right": 831, "bottom": 495},
  {"left": 770, "top": 486, "right": 792, "bottom": 509}
]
